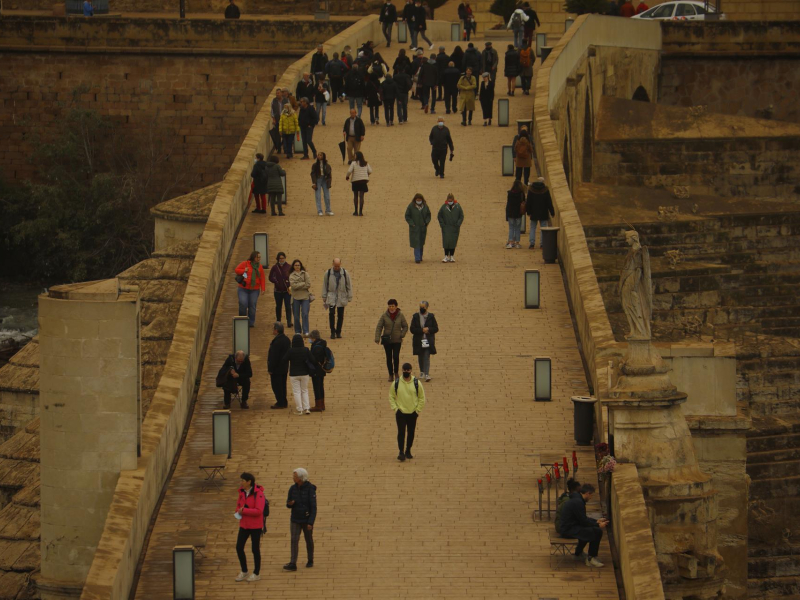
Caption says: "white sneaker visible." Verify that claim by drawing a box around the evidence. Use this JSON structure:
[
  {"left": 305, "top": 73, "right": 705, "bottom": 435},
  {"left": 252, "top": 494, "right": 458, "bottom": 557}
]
[
  {"left": 505, "top": 243, "right": 513, "bottom": 249},
  {"left": 586, "top": 557, "right": 604, "bottom": 567},
  {"left": 449, "top": 256, "right": 456, "bottom": 263},
  {"left": 429, "top": 44, "right": 435, "bottom": 50},
  {"left": 442, "top": 256, "right": 449, "bottom": 263},
  {"left": 305, "top": 409, "right": 311, "bottom": 415},
  {"left": 326, "top": 211, "right": 335, "bottom": 216},
  {"left": 318, "top": 211, "right": 323, "bottom": 216},
  {"left": 246, "top": 573, "right": 261, "bottom": 582},
  {"left": 295, "top": 409, "right": 304, "bottom": 416},
  {"left": 235, "top": 572, "right": 248, "bottom": 582},
  {"left": 425, "top": 374, "right": 432, "bottom": 381},
  {"left": 419, "top": 372, "right": 425, "bottom": 380}
]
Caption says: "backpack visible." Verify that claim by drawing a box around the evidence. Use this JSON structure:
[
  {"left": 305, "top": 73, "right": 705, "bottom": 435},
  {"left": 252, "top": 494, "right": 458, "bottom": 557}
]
[
  {"left": 511, "top": 11, "right": 522, "bottom": 28},
  {"left": 394, "top": 377, "right": 419, "bottom": 395},
  {"left": 323, "top": 346, "right": 335, "bottom": 373},
  {"left": 482, "top": 49, "right": 495, "bottom": 69},
  {"left": 520, "top": 49, "right": 531, "bottom": 68}
]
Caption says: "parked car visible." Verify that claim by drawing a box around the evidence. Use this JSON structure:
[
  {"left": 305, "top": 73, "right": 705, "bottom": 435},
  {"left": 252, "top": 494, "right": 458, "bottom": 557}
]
[{"left": 632, "top": 1, "right": 725, "bottom": 20}]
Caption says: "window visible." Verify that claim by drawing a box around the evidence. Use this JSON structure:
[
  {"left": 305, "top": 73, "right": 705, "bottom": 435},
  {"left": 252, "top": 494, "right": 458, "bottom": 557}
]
[
  {"left": 652, "top": 4, "right": 675, "bottom": 17},
  {"left": 676, "top": 3, "right": 697, "bottom": 15},
  {"left": 695, "top": 4, "right": 708, "bottom": 13}
]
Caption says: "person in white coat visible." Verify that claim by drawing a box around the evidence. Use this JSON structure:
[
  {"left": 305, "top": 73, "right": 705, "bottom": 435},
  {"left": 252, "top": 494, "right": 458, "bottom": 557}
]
[
  {"left": 321, "top": 258, "right": 353, "bottom": 339},
  {"left": 507, "top": 7, "right": 529, "bottom": 49}
]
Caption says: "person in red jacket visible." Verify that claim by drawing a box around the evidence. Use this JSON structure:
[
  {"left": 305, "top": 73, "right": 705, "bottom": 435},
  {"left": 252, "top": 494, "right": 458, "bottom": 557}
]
[
  {"left": 235, "top": 472, "right": 266, "bottom": 582},
  {"left": 635, "top": 0, "right": 649, "bottom": 13},
  {"left": 235, "top": 251, "right": 266, "bottom": 328},
  {"left": 619, "top": 0, "right": 636, "bottom": 17}
]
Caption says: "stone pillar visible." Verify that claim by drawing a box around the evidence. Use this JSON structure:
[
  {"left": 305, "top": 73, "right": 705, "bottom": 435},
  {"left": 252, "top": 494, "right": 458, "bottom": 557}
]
[{"left": 38, "top": 280, "right": 140, "bottom": 600}]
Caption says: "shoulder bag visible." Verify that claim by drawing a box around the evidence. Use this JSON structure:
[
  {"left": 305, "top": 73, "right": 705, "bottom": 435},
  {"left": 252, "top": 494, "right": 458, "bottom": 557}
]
[{"left": 381, "top": 317, "right": 397, "bottom": 345}]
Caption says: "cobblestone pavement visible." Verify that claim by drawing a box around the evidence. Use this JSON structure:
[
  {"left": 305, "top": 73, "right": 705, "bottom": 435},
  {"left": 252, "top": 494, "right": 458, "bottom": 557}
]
[{"left": 134, "top": 37, "right": 620, "bottom": 600}]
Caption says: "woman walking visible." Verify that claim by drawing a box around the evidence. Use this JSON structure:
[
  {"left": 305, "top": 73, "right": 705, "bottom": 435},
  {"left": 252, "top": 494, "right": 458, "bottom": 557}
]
[
  {"left": 405, "top": 193, "right": 432, "bottom": 263},
  {"left": 504, "top": 44, "right": 521, "bottom": 96},
  {"left": 265, "top": 155, "right": 286, "bottom": 216},
  {"left": 250, "top": 153, "right": 268, "bottom": 214},
  {"left": 235, "top": 251, "right": 265, "bottom": 327},
  {"left": 393, "top": 49, "right": 411, "bottom": 76},
  {"left": 479, "top": 72, "right": 494, "bottom": 126},
  {"left": 437, "top": 193, "right": 465, "bottom": 262},
  {"left": 311, "top": 152, "right": 333, "bottom": 216},
  {"left": 506, "top": 179, "right": 525, "bottom": 248},
  {"left": 365, "top": 76, "right": 383, "bottom": 125},
  {"left": 410, "top": 300, "right": 438, "bottom": 381},
  {"left": 234, "top": 472, "right": 266, "bottom": 582},
  {"left": 283, "top": 334, "right": 314, "bottom": 415},
  {"left": 514, "top": 128, "right": 533, "bottom": 184},
  {"left": 269, "top": 252, "right": 293, "bottom": 327},
  {"left": 314, "top": 80, "right": 329, "bottom": 125},
  {"left": 374, "top": 299, "right": 408, "bottom": 382},
  {"left": 526, "top": 177, "right": 555, "bottom": 249},
  {"left": 519, "top": 42, "right": 534, "bottom": 95},
  {"left": 346, "top": 151, "right": 372, "bottom": 216},
  {"left": 289, "top": 259, "right": 312, "bottom": 337},
  {"left": 279, "top": 104, "right": 300, "bottom": 158},
  {"left": 457, "top": 67, "right": 477, "bottom": 126},
  {"left": 309, "top": 330, "right": 328, "bottom": 412}
]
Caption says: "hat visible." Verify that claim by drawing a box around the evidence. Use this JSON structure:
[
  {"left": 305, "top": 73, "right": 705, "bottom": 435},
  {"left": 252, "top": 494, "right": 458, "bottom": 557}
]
[
  {"left": 531, "top": 177, "right": 546, "bottom": 190},
  {"left": 481, "top": 72, "right": 490, "bottom": 78},
  {"left": 485, "top": 41, "right": 492, "bottom": 47}
]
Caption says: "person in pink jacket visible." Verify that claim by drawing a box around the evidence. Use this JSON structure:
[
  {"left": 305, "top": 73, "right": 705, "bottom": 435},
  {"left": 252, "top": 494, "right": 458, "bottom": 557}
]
[
  {"left": 235, "top": 251, "right": 266, "bottom": 327},
  {"left": 235, "top": 472, "right": 267, "bottom": 582}
]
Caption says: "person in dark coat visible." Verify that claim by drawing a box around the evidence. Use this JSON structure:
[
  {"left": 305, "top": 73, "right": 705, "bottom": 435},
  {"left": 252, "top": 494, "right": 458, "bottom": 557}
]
[
  {"left": 449, "top": 45, "right": 465, "bottom": 72},
  {"left": 310, "top": 46, "right": 329, "bottom": 85},
  {"left": 462, "top": 42, "right": 481, "bottom": 75},
  {"left": 394, "top": 68, "right": 412, "bottom": 124},
  {"left": 429, "top": 117, "right": 454, "bottom": 178},
  {"left": 505, "top": 179, "right": 525, "bottom": 248},
  {"left": 435, "top": 46, "right": 449, "bottom": 100},
  {"left": 365, "top": 77, "right": 383, "bottom": 125},
  {"left": 297, "top": 98, "right": 318, "bottom": 160},
  {"left": 504, "top": 44, "right": 521, "bottom": 95},
  {"left": 481, "top": 41, "right": 499, "bottom": 82},
  {"left": 393, "top": 49, "right": 412, "bottom": 75},
  {"left": 309, "top": 331, "right": 328, "bottom": 412},
  {"left": 441, "top": 61, "right": 461, "bottom": 115},
  {"left": 419, "top": 55, "right": 439, "bottom": 113},
  {"left": 282, "top": 334, "right": 314, "bottom": 415},
  {"left": 522, "top": 2, "right": 541, "bottom": 48},
  {"left": 250, "top": 153, "right": 269, "bottom": 214},
  {"left": 268, "top": 323, "right": 291, "bottom": 409},
  {"left": 478, "top": 72, "right": 494, "bottom": 126},
  {"left": 325, "top": 53, "right": 348, "bottom": 103},
  {"left": 437, "top": 193, "right": 465, "bottom": 262},
  {"left": 217, "top": 351, "right": 253, "bottom": 409},
  {"left": 380, "top": 74, "right": 399, "bottom": 126},
  {"left": 379, "top": 0, "right": 398, "bottom": 47},
  {"left": 296, "top": 73, "right": 315, "bottom": 105},
  {"left": 559, "top": 483, "right": 609, "bottom": 568},
  {"left": 264, "top": 156, "right": 286, "bottom": 215},
  {"left": 225, "top": 0, "right": 240, "bottom": 18},
  {"left": 410, "top": 300, "right": 438, "bottom": 381},
  {"left": 344, "top": 67, "right": 366, "bottom": 117},
  {"left": 411, "top": 0, "right": 432, "bottom": 50},
  {"left": 526, "top": 177, "right": 555, "bottom": 249},
  {"left": 405, "top": 193, "right": 432, "bottom": 263},
  {"left": 283, "top": 468, "right": 317, "bottom": 571}
]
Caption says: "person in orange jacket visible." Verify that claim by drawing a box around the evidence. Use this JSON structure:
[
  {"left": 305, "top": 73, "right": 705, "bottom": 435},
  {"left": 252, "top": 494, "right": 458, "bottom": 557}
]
[
  {"left": 235, "top": 251, "right": 266, "bottom": 327},
  {"left": 235, "top": 472, "right": 267, "bottom": 582}
]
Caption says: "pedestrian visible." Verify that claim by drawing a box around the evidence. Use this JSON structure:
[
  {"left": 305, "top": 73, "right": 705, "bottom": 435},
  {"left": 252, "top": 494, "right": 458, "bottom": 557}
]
[
  {"left": 416, "top": 0, "right": 433, "bottom": 49},
  {"left": 457, "top": 67, "right": 477, "bottom": 126},
  {"left": 429, "top": 116, "right": 454, "bottom": 179},
  {"left": 268, "top": 252, "right": 292, "bottom": 326},
  {"left": 461, "top": 42, "right": 481, "bottom": 76},
  {"left": 83, "top": 0, "right": 93, "bottom": 16},
  {"left": 458, "top": 1, "right": 476, "bottom": 41},
  {"left": 279, "top": 104, "right": 299, "bottom": 158},
  {"left": 321, "top": 258, "right": 353, "bottom": 339},
  {"left": 346, "top": 151, "right": 372, "bottom": 216},
  {"left": 636, "top": 0, "right": 650, "bottom": 14},
  {"left": 380, "top": 73, "right": 399, "bottom": 126},
  {"left": 481, "top": 41, "right": 499, "bottom": 82},
  {"left": 271, "top": 89, "right": 286, "bottom": 130},
  {"left": 283, "top": 468, "right": 316, "bottom": 571},
  {"left": 559, "top": 483, "right": 609, "bottom": 568},
  {"left": 522, "top": 2, "right": 541, "bottom": 48},
  {"left": 526, "top": 176, "right": 555, "bottom": 249},
  {"left": 389, "top": 362, "right": 426, "bottom": 461},
  {"left": 283, "top": 334, "right": 314, "bottom": 415},
  {"left": 410, "top": 49, "right": 426, "bottom": 103},
  {"left": 507, "top": 5, "right": 529, "bottom": 49},
  {"left": 435, "top": 46, "right": 448, "bottom": 101},
  {"left": 265, "top": 155, "right": 286, "bottom": 215},
  {"left": 309, "top": 331, "right": 328, "bottom": 412},
  {"left": 234, "top": 472, "right": 266, "bottom": 582},
  {"left": 298, "top": 98, "right": 318, "bottom": 160},
  {"left": 479, "top": 72, "right": 495, "bottom": 126},
  {"left": 250, "top": 153, "right": 268, "bottom": 214},
  {"left": 620, "top": 0, "right": 636, "bottom": 17},
  {"left": 296, "top": 73, "right": 315, "bottom": 105},
  {"left": 235, "top": 251, "right": 265, "bottom": 327},
  {"left": 405, "top": 193, "right": 432, "bottom": 263},
  {"left": 420, "top": 54, "right": 439, "bottom": 114},
  {"left": 437, "top": 193, "right": 465, "bottom": 262},
  {"left": 310, "top": 45, "right": 329, "bottom": 86},
  {"left": 504, "top": 44, "right": 521, "bottom": 96},
  {"left": 365, "top": 74, "right": 383, "bottom": 126},
  {"left": 342, "top": 108, "right": 366, "bottom": 163},
  {"left": 374, "top": 299, "right": 409, "bottom": 381},
  {"left": 310, "top": 152, "right": 333, "bottom": 216},
  {"left": 344, "top": 65, "right": 366, "bottom": 117},
  {"left": 402, "top": 0, "right": 416, "bottom": 48},
  {"left": 449, "top": 45, "right": 465, "bottom": 72},
  {"left": 379, "top": 0, "right": 398, "bottom": 47},
  {"left": 442, "top": 61, "right": 460, "bottom": 115},
  {"left": 393, "top": 49, "right": 411, "bottom": 75},
  {"left": 283, "top": 87, "right": 298, "bottom": 110},
  {"left": 289, "top": 260, "right": 312, "bottom": 337},
  {"left": 514, "top": 128, "right": 533, "bottom": 184},
  {"left": 314, "top": 80, "right": 329, "bottom": 126},
  {"left": 225, "top": 0, "right": 241, "bottom": 19},
  {"left": 410, "top": 301, "right": 437, "bottom": 380},
  {"left": 506, "top": 179, "right": 525, "bottom": 249},
  {"left": 325, "top": 53, "right": 347, "bottom": 103},
  {"left": 268, "top": 322, "right": 291, "bottom": 409},
  {"left": 217, "top": 350, "right": 253, "bottom": 409},
  {"left": 519, "top": 42, "right": 534, "bottom": 95}
]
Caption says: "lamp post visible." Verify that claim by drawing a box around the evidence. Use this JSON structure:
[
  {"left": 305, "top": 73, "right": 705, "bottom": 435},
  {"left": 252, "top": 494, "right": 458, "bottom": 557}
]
[
  {"left": 450, "top": 22, "right": 462, "bottom": 41},
  {"left": 497, "top": 98, "right": 510, "bottom": 126},
  {"left": 535, "top": 33, "right": 546, "bottom": 57},
  {"left": 502, "top": 145, "right": 514, "bottom": 176},
  {"left": 232, "top": 316, "right": 250, "bottom": 357},
  {"left": 212, "top": 410, "right": 232, "bottom": 458},
  {"left": 524, "top": 270, "right": 540, "bottom": 309},
  {"left": 253, "top": 233, "right": 269, "bottom": 269},
  {"left": 173, "top": 546, "right": 195, "bottom": 599},
  {"left": 534, "top": 357, "right": 552, "bottom": 401},
  {"left": 565, "top": 17, "right": 575, "bottom": 31}
]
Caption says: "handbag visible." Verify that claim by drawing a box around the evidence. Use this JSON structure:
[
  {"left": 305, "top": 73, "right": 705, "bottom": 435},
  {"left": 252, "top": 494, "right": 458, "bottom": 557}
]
[
  {"left": 309, "top": 293, "right": 316, "bottom": 303},
  {"left": 235, "top": 274, "right": 244, "bottom": 284},
  {"left": 520, "top": 199, "right": 527, "bottom": 216},
  {"left": 421, "top": 338, "right": 430, "bottom": 348},
  {"left": 324, "top": 90, "right": 331, "bottom": 102},
  {"left": 380, "top": 317, "right": 397, "bottom": 345}
]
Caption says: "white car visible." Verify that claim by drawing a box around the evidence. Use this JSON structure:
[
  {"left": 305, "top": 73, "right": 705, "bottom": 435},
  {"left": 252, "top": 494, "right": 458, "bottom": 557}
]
[{"left": 632, "top": 1, "right": 725, "bottom": 20}]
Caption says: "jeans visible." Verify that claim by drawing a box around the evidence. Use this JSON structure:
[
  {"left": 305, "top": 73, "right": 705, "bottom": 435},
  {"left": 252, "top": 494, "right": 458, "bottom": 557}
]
[
  {"left": 381, "top": 21, "right": 393, "bottom": 45},
  {"left": 269, "top": 192, "right": 284, "bottom": 214},
  {"left": 409, "top": 24, "right": 418, "bottom": 48},
  {"left": 290, "top": 374, "right": 310, "bottom": 412},
  {"left": 572, "top": 526, "right": 603, "bottom": 558},
  {"left": 290, "top": 521, "right": 314, "bottom": 564},
  {"left": 508, "top": 217, "right": 522, "bottom": 242},
  {"left": 396, "top": 93, "right": 408, "bottom": 122},
  {"left": 300, "top": 126, "right": 316, "bottom": 158},
  {"left": 312, "top": 374, "right": 325, "bottom": 400},
  {"left": 292, "top": 298, "right": 310, "bottom": 335},
  {"left": 369, "top": 104, "right": 380, "bottom": 124},
  {"left": 236, "top": 528, "right": 262, "bottom": 575},
  {"left": 329, "top": 306, "right": 344, "bottom": 335},
  {"left": 270, "top": 371, "right": 288, "bottom": 407},
  {"left": 314, "top": 177, "right": 331, "bottom": 213},
  {"left": 444, "top": 88, "right": 458, "bottom": 113},
  {"left": 384, "top": 342, "right": 401, "bottom": 376},
  {"left": 418, "top": 29, "right": 432, "bottom": 48},
  {"left": 529, "top": 219, "right": 549, "bottom": 246},
  {"left": 316, "top": 101, "right": 327, "bottom": 125},
  {"left": 237, "top": 287, "right": 260, "bottom": 326},
  {"left": 282, "top": 133, "right": 295, "bottom": 157},
  {"left": 383, "top": 99, "right": 395, "bottom": 123},
  {"left": 521, "top": 75, "right": 531, "bottom": 91},
  {"left": 418, "top": 348, "right": 430, "bottom": 375},
  {"left": 513, "top": 28, "right": 524, "bottom": 48},
  {"left": 431, "top": 151, "right": 447, "bottom": 176},
  {"left": 274, "top": 291, "right": 292, "bottom": 323},
  {"left": 515, "top": 166, "right": 530, "bottom": 184},
  {"left": 395, "top": 411, "right": 418, "bottom": 452},
  {"left": 348, "top": 96, "right": 364, "bottom": 117},
  {"left": 421, "top": 86, "right": 437, "bottom": 111},
  {"left": 413, "top": 247, "right": 424, "bottom": 262}
]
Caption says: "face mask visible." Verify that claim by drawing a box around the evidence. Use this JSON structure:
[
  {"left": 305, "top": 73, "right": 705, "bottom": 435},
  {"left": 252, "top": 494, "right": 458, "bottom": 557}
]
[
  {"left": 279, "top": 259, "right": 285, "bottom": 265},
  {"left": 415, "top": 200, "right": 422, "bottom": 205},
  {"left": 403, "top": 372, "right": 412, "bottom": 378},
  {"left": 438, "top": 122, "right": 444, "bottom": 128},
  {"left": 420, "top": 308, "right": 427, "bottom": 314},
  {"left": 447, "top": 200, "right": 454, "bottom": 205}
]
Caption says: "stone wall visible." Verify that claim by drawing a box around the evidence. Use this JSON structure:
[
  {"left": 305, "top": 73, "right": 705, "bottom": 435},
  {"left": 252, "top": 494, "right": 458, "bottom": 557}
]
[{"left": 5, "top": 0, "right": 381, "bottom": 14}]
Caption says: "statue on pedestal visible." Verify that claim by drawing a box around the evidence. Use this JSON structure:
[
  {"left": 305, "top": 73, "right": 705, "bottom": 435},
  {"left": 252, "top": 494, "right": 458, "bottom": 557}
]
[{"left": 619, "top": 230, "right": 652, "bottom": 341}]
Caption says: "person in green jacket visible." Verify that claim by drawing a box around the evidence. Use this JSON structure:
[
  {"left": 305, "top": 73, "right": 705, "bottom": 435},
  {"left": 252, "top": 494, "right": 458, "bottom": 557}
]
[
  {"left": 405, "top": 193, "right": 432, "bottom": 264},
  {"left": 264, "top": 156, "right": 287, "bottom": 216},
  {"left": 389, "top": 362, "right": 426, "bottom": 462},
  {"left": 437, "top": 193, "right": 465, "bottom": 263}
]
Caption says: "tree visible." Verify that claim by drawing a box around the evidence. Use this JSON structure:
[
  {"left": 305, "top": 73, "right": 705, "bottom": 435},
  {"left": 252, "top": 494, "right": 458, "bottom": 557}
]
[
  {"left": 564, "top": 0, "right": 610, "bottom": 14},
  {"left": 490, "top": 0, "right": 517, "bottom": 24},
  {"left": 426, "top": 0, "right": 449, "bottom": 20}
]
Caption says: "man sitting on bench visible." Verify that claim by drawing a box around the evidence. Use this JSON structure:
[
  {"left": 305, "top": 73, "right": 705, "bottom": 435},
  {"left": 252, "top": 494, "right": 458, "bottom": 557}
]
[
  {"left": 217, "top": 350, "right": 253, "bottom": 409},
  {"left": 559, "top": 483, "right": 608, "bottom": 568}
]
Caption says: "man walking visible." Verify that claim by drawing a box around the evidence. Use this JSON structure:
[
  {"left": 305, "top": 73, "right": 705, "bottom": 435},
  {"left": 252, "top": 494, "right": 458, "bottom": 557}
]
[
  {"left": 429, "top": 117, "right": 454, "bottom": 178},
  {"left": 342, "top": 108, "right": 365, "bottom": 163},
  {"left": 268, "top": 322, "right": 291, "bottom": 409},
  {"left": 559, "top": 483, "right": 609, "bottom": 567},
  {"left": 284, "top": 468, "right": 317, "bottom": 571},
  {"left": 217, "top": 350, "right": 252, "bottom": 409},
  {"left": 310, "top": 45, "right": 329, "bottom": 85},
  {"left": 481, "top": 41, "right": 499, "bottom": 82},
  {"left": 225, "top": 0, "right": 241, "bottom": 18},
  {"left": 321, "top": 258, "right": 353, "bottom": 339},
  {"left": 297, "top": 97, "right": 319, "bottom": 160},
  {"left": 390, "top": 363, "right": 426, "bottom": 461},
  {"left": 344, "top": 66, "right": 366, "bottom": 117},
  {"left": 441, "top": 61, "right": 460, "bottom": 115},
  {"left": 379, "top": 0, "right": 398, "bottom": 47},
  {"left": 420, "top": 54, "right": 439, "bottom": 114}
]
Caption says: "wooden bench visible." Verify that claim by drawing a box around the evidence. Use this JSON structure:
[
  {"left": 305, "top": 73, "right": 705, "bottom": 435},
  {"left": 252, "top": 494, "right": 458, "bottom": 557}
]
[
  {"left": 549, "top": 529, "right": 579, "bottom": 566},
  {"left": 177, "top": 530, "right": 209, "bottom": 558},
  {"left": 199, "top": 454, "right": 228, "bottom": 492}
]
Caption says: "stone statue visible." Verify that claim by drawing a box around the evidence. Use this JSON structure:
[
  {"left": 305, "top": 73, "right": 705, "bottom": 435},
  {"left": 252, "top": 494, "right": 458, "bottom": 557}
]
[{"left": 619, "top": 230, "right": 652, "bottom": 340}]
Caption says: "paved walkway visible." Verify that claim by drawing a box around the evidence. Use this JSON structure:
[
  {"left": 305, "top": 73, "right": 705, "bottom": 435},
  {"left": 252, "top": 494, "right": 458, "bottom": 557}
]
[{"left": 134, "top": 38, "right": 619, "bottom": 600}]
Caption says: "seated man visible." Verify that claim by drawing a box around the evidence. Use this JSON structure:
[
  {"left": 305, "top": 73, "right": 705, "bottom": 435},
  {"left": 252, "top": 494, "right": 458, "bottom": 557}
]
[
  {"left": 217, "top": 350, "right": 253, "bottom": 409},
  {"left": 559, "top": 483, "right": 608, "bottom": 567},
  {"left": 554, "top": 478, "right": 581, "bottom": 535}
]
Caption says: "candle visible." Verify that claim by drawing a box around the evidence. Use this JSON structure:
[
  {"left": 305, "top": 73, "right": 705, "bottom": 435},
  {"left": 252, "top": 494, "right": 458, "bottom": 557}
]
[{"left": 554, "top": 464, "right": 561, "bottom": 479}]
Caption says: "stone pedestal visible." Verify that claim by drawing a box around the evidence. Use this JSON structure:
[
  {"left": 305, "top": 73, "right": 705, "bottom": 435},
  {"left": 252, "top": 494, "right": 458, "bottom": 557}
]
[{"left": 37, "top": 280, "right": 140, "bottom": 600}]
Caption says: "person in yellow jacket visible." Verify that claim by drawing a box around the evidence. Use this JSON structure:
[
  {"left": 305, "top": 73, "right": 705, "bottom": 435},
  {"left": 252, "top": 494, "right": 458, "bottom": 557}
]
[
  {"left": 389, "top": 362, "right": 426, "bottom": 462},
  {"left": 279, "top": 105, "right": 300, "bottom": 158}
]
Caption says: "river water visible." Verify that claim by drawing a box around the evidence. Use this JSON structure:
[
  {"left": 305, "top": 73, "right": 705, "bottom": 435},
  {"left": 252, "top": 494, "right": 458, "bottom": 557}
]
[{"left": 0, "top": 282, "right": 40, "bottom": 362}]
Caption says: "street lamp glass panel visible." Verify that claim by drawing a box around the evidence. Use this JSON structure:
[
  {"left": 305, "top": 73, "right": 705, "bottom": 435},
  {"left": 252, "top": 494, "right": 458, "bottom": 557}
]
[
  {"left": 212, "top": 411, "right": 232, "bottom": 458},
  {"left": 525, "top": 270, "right": 540, "bottom": 309},
  {"left": 173, "top": 546, "right": 195, "bottom": 599},
  {"left": 451, "top": 23, "right": 461, "bottom": 41},
  {"left": 498, "top": 98, "right": 510, "bottom": 126},
  {"left": 502, "top": 146, "right": 514, "bottom": 176},
  {"left": 536, "top": 33, "right": 547, "bottom": 57},
  {"left": 535, "top": 357, "right": 552, "bottom": 401},
  {"left": 233, "top": 316, "right": 250, "bottom": 357},
  {"left": 398, "top": 22, "right": 408, "bottom": 43},
  {"left": 253, "top": 233, "right": 268, "bottom": 269},
  {"left": 293, "top": 133, "right": 304, "bottom": 153},
  {"left": 565, "top": 18, "right": 575, "bottom": 31}
]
